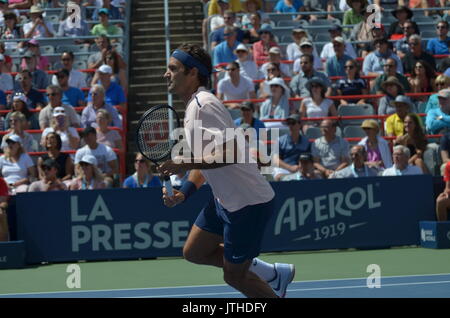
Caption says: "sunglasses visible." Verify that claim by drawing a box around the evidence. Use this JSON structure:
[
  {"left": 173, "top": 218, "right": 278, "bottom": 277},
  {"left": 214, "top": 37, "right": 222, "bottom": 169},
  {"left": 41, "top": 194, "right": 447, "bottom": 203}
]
[
  {"left": 311, "top": 84, "right": 322, "bottom": 88},
  {"left": 43, "top": 166, "right": 53, "bottom": 171},
  {"left": 437, "top": 25, "right": 448, "bottom": 29},
  {"left": 47, "top": 93, "right": 59, "bottom": 97},
  {"left": 408, "top": 42, "right": 419, "bottom": 46},
  {"left": 384, "top": 64, "right": 395, "bottom": 68},
  {"left": 267, "top": 68, "right": 277, "bottom": 72},
  {"left": 226, "top": 68, "right": 237, "bottom": 71},
  {"left": 80, "top": 162, "right": 91, "bottom": 167},
  {"left": 61, "top": 58, "right": 72, "bottom": 61},
  {"left": 135, "top": 159, "right": 146, "bottom": 163},
  {"left": 345, "top": 65, "right": 355, "bottom": 69}
]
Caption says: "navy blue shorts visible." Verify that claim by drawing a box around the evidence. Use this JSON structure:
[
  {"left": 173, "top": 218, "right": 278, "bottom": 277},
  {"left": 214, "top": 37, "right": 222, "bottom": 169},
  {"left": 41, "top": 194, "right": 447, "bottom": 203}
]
[{"left": 194, "top": 197, "right": 275, "bottom": 264}]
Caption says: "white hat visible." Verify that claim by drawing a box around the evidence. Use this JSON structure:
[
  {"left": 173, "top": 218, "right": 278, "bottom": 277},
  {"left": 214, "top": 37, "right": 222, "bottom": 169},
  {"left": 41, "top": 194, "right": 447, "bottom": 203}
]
[
  {"left": 299, "top": 40, "right": 313, "bottom": 48},
  {"left": 13, "top": 94, "right": 27, "bottom": 104},
  {"left": 80, "top": 154, "right": 98, "bottom": 166},
  {"left": 234, "top": 43, "right": 248, "bottom": 53},
  {"left": 269, "top": 47, "right": 281, "bottom": 55},
  {"left": 98, "top": 64, "right": 113, "bottom": 74},
  {"left": 53, "top": 106, "right": 66, "bottom": 117},
  {"left": 333, "top": 36, "right": 345, "bottom": 44},
  {"left": 0, "top": 54, "right": 5, "bottom": 61},
  {"left": 6, "top": 134, "right": 22, "bottom": 145},
  {"left": 268, "top": 77, "right": 289, "bottom": 95}
]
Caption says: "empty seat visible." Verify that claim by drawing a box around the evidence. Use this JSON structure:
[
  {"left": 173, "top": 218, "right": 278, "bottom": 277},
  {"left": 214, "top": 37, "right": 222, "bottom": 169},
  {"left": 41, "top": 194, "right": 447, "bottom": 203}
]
[
  {"left": 267, "top": 14, "right": 295, "bottom": 24},
  {"left": 57, "top": 44, "right": 89, "bottom": 53},
  {"left": 423, "top": 143, "right": 442, "bottom": 176},
  {"left": 309, "top": 18, "right": 340, "bottom": 26},
  {"left": 337, "top": 104, "right": 375, "bottom": 127},
  {"left": 305, "top": 126, "right": 322, "bottom": 139},
  {"left": 314, "top": 33, "right": 331, "bottom": 42},
  {"left": 421, "top": 30, "right": 437, "bottom": 39},
  {"left": 40, "top": 45, "right": 55, "bottom": 55},
  {"left": 343, "top": 125, "right": 366, "bottom": 138},
  {"left": 73, "top": 60, "right": 87, "bottom": 70},
  {"left": 278, "top": 20, "right": 302, "bottom": 28},
  {"left": 280, "top": 35, "right": 293, "bottom": 43},
  {"left": 47, "top": 15, "right": 60, "bottom": 24}
]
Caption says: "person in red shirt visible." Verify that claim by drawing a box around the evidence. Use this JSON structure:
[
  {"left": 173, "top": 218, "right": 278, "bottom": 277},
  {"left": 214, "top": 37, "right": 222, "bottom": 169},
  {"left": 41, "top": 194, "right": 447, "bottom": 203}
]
[
  {"left": 0, "top": 177, "right": 9, "bottom": 241},
  {"left": 252, "top": 23, "right": 278, "bottom": 65},
  {"left": 436, "top": 161, "right": 450, "bottom": 221}
]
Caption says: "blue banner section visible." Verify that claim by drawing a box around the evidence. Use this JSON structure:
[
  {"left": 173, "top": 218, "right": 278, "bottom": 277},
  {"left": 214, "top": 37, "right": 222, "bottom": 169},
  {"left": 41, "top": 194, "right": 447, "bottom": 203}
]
[
  {"left": 0, "top": 241, "right": 25, "bottom": 269},
  {"left": 16, "top": 176, "right": 436, "bottom": 264},
  {"left": 420, "top": 221, "right": 450, "bottom": 249}
]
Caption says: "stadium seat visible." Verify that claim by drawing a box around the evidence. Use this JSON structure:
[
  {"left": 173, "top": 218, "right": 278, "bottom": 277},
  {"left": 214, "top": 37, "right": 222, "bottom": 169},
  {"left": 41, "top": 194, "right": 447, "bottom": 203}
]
[
  {"left": 413, "top": 15, "right": 438, "bottom": 23},
  {"left": 5, "top": 47, "right": 19, "bottom": 56},
  {"left": 57, "top": 44, "right": 89, "bottom": 53},
  {"left": 314, "top": 33, "right": 331, "bottom": 42},
  {"left": 280, "top": 35, "right": 293, "bottom": 43},
  {"left": 47, "top": 15, "right": 60, "bottom": 24},
  {"left": 278, "top": 20, "right": 302, "bottom": 28},
  {"left": 267, "top": 14, "right": 295, "bottom": 24},
  {"left": 337, "top": 104, "right": 375, "bottom": 127},
  {"left": 343, "top": 125, "right": 366, "bottom": 138},
  {"left": 73, "top": 60, "right": 87, "bottom": 70},
  {"left": 309, "top": 18, "right": 340, "bottom": 26},
  {"left": 421, "top": 30, "right": 438, "bottom": 39},
  {"left": 305, "top": 126, "right": 322, "bottom": 139},
  {"left": 41, "top": 45, "right": 55, "bottom": 55},
  {"left": 423, "top": 143, "right": 442, "bottom": 176}
]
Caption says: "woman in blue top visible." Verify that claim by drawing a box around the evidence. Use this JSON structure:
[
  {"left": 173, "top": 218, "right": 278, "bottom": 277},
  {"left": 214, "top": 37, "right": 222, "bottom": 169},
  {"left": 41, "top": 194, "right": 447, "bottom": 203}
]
[
  {"left": 123, "top": 153, "right": 162, "bottom": 188},
  {"left": 259, "top": 77, "right": 290, "bottom": 120},
  {"left": 335, "top": 59, "right": 368, "bottom": 105}
]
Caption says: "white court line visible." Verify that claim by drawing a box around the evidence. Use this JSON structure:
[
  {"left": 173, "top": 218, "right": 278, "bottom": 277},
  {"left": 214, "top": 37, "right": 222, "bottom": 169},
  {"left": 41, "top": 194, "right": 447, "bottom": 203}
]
[{"left": 1, "top": 273, "right": 450, "bottom": 297}]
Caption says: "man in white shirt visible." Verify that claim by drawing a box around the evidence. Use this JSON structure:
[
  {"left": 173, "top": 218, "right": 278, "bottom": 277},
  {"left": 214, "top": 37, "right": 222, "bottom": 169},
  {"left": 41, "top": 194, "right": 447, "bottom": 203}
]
[
  {"left": 51, "top": 52, "right": 87, "bottom": 89},
  {"left": 260, "top": 47, "right": 291, "bottom": 78},
  {"left": 159, "top": 43, "right": 295, "bottom": 298},
  {"left": 382, "top": 145, "right": 423, "bottom": 176},
  {"left": 319, "top": 24, "right": 357, "bottom": 60},
  {"left": 23, "top": 5, "right": 55, "bottom": 39}
]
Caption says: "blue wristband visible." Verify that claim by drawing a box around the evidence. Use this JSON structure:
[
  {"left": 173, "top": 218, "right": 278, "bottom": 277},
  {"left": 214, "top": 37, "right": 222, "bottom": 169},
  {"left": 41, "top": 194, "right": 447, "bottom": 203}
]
[{"left": 179, "top": 181, "right": 197, "bottom": 201}]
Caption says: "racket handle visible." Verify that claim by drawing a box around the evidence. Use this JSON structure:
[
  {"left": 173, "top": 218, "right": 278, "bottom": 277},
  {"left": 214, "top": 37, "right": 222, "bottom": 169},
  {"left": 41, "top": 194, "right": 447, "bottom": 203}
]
[{"left": 164, "top": 178, "right": 173, "bottom": 197}]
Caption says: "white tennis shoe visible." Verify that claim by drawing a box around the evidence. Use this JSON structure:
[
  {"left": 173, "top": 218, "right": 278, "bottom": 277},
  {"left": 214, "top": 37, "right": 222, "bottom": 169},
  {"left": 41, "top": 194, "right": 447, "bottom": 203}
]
[{"left": 269, "top": 263, "right": 295, "bottom": 298}]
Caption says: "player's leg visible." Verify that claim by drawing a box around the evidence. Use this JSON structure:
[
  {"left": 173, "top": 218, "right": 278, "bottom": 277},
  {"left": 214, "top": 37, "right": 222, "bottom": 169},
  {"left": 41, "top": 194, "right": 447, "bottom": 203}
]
[
  {"left": 436, "top": 192, "right": 450, "bottom": 221},
  {"left": 0, "top": 208, "right": 9, "bottom": 241}
]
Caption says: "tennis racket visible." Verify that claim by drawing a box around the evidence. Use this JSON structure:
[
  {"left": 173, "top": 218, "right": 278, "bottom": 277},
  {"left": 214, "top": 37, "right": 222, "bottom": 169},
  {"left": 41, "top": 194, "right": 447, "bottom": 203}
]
[{"left": 135, "top": 104, "right": 181, "bottom": 196}]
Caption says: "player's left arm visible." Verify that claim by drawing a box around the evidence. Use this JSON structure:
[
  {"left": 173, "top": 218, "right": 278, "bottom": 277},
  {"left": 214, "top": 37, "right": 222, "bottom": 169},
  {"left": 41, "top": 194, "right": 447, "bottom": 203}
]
[{"left": 162, "top": 169, "right": 206, "bottom": 207}]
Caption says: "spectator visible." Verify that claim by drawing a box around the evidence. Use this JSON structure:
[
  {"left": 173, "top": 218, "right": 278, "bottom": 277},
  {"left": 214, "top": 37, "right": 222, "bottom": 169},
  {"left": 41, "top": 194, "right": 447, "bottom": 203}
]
[
  {"left": 211, "top": 10, "right": 245, "bottom": 50},
  {"left": 41, "top": 107, "right": 80, "bottom": 152},
  {"left": 334, "top": 59, "right": 369, "bottom": 105},
  {"left": 303, "top": 0, "right": 336, "bottom": 21},
  {"left": 362, "top": 37, "right": 403, "bottom": 77},
  {"left": 51, "top": 51, "right": 87, "bottom": 90},
  {"left": 55, "top": 69, "right": 85, "bottom": 107},
  {"left": 394, "top": 20, "right": 420, "bottom": 59},
  {"left": 427, "top": 20, "right": 450, "bottom": 55},
  {"left": 123, "top": 153, "right": 162, "bottom": 188},
  {"left": 21, "top": 50, "right": 48, "bottom": 89},
  {"left": 1, "top": 111, "right": 36, "bottom": 152},
  {"left": 394, "top": 113, "right": 429, "bottom": 174},
  {"left": 0, "top": 84, "right": 6, "bottom": 109},
  {"left": 350, "top": 9, "right": 382, "bottom": 57},
  {"left": 0, "top": 11, "right": 23, "bottom": 50},
  {"left": 436, "top": 161, "right": 450, "bottom": 221},
  {"left": 257, "top": 62, "right": 282, "bottom": 98},
  {"left": 378, "top": 76, "right": 406, "bottom": 116},
  {"left": 290, "top": 54, "right": 331, "bottom": 98},
  {"left": 252, "top": 23, "right": 278, "bottom": 65},
  {"left": 311, "top": 119, "right": 350, "bottom": 178},
  {"left": 292, "top": 39, "right": 323, "bottom": 73},
  {"left": 8, "top": 0, "right": 33, "bottom": 10},
  {"left": 92, "top": 0, "right": 123, "bottom": 20},
  {"left": 88, "top": 65, "right": 126, "bottom": 109},
  {"left": 287, "top": 28, "right": 314, "bottom": 62},
  {"left": 243, "top": 12, "right": 262, "bottom": 44},
  {"left": 300, "top": 77, "right": 337, "bottom": 133},
  {"left": 426, "top": 88, "right": 450, "bottom": 134},
  {"left": 408, "top": 60, "right": 436, "bottom": 112},
  {"left": 280, "top": 152, "right": 322, "bottom": 181},
  {"left": 207, "top": 0, "right": 245, "bottom": 15},
  {"left": 0, "top": 1, "right": 20, "bottom": 26},
  {"left": 325, "top": 37, "right": 353, "bottom": 77},
  {"left": 12, "top": 70, "right": 46, "bottom": 110},
  {"left": 259, "top": 77, "right": 290, "bottom": 120},
  {"left": 358, "top": 119, "right": 393, "bottom": 170},
  {"left": 90, "top": 8, "right": 122, "bottom": 38},
  {"left": 202, "top": 0, "right": 230, "bottom": 49},
  {"left": 343, "top": 0, "right": 366, "bottom": 26},
  {"left": 37, "top": 132, "right": 74, "bottom": 182},
  {"left": 82, "top": 84, "right": 122, "bottom": 129},
  {"left": 217, "top": 61, "right": 256, "bottom": 109},
  {"left": 23, "top": 5, "right": 55, "bottom": 39},
  {"left": 39, "top": 85, "right": 81, "bottom": 129},
  {"left": 273, "top": 0, "right": 304, "bottom": 20},
  {"left": 0, "top": 134, "right": 36, "bottom": 194},
  {"left": 88, "top": 35, "right": 118, "bottom": 70},
  {"left": 386, "top": 95, "right": 414, "bottom": 137},
  {"left": 424, "top": 75, "right": 450, "bottom": 114},
  {"left": 373, "top": 58, "right": 411, "bottom": 94},
  {"left": 74, "top": 127, "right": 118, "bottom": 187},
  {"left": 213, "top": 26, "right": 241, "bottom": 67},
  {"left": 330, "top": 145, "right": 379, "bottom": 178},
  {"left": 4, "top": 94, "right": 39, "bottom": 130},
  {"left": 260, "top": 47, "right": 291, "bottom": 78},
  {"left": 234, "top": 43, "right": 260, "bottom": 80},
  {"left": 28, "top": 158, "right": 67, "bottom": 192},
  {"left": 103, "top": 49, "right": 127, "bottom": 93},
  {"left": 69, "top": 154, "right": 106, "bottom": 190},
  {"left": 320, "top": 24, "right": 357, "bottom": 60},
  {"left": 272, "top": 114, "right": 311, "bottom": 181},
  {"left": 21, "top": 39, "right": 49, "bottom": 71},
  {"left": 403, "top": 34, "right": 436, "bottom": 74},
  {"left": 388, "top": 6, "right": 419, "bottom": 39},
  {"left": 0, "top": 54, "right": 13, "bottom": 92},
  {"left": 95, "top": 109, "right": 122, "bottom": 149},
  {"left": 0, "top": 42, "right": 12, "bottom": 73},
  {"left": 241, "top": 0, "right": 270, "bottom": 30},
  {"left": 234, "top": 101, "right": 266, "bottom": 140},
  {"left": 57, "top": 6, "right": 90, "bottom": 40},
  {"left": 381, "top": 145, "right": 423, "bottom": 176},
  {"left": 0, "top": 176, "right": 8, "bottom": 241}
]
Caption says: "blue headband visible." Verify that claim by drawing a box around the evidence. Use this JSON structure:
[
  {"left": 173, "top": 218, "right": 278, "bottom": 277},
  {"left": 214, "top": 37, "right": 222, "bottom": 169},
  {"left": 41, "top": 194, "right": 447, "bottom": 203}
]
[{"left": 172, "top": 50, "right": 210, "bottom": 77}]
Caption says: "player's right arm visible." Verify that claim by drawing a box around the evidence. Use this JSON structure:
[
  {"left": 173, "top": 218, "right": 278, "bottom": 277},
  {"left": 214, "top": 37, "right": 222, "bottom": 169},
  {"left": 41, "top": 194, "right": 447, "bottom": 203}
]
[{"left": 162, "top": 169, "right": 205, "bottom": 208}]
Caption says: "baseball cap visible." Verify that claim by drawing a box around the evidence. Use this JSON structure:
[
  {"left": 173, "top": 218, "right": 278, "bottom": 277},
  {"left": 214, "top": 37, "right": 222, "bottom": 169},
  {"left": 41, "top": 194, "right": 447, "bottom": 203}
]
[
  {"left": 361, "top": 119, "right": 379, "bottom": 130},
  {"left": 30, "top": 5, "right": 43, "bottom": 14},
  {"left": 391, "top": 95, "right": 413, "bottom": 108},
  {"left": 53, "top": 106, "right": 66, "bottom": 117},
  {"left": 98, "top": 64, "right": 113, "bottom": 74},
  {"left": 259, "top": 23, "right": 273, "bottom": 34},
  {"left": 438, "top": 88, "right": 450, "bottom": 99},
  {"left": 240, "top": 101, "right": 255, "bottom": 111},
  {"left": 80, "top": 154, "right": 98, "bottom": 166},
  {"left": 269, "top": 47, "right": 281, "bottom": 55},
  {"left": 328, "top": 24, "right": 343, "bottom": 32},
  {"left": 13, "top": 94, "right": 27, "bottom": 104},
  {"left": 299, "top": 40, "right": 313, "bottom": 48},
  {"left": 234, "top": 43, "right": 248, "bottom": 53},
  {"left": 299, "top": 153, "right": 313, "bottom": 162},
  {"left": 99, "top": 8, "right": 110, "bottom": 15},
  {"left": 292, "top": 28, "right": 307, "bottom": 34},
  {"left": 6, "top": 134, "right": 22, "bottom": 145},
  {"left": 332, "top": 36, "right": 345, "bottom": 44},
  {"left": 285, "top": 114, "right": 301, "bottom": 124}
]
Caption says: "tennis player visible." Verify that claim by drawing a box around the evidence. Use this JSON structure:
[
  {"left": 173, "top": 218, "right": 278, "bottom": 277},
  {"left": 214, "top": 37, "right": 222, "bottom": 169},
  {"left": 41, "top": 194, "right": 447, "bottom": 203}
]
[{"left": 159, "top": 43, "right": 295, "bottom": 298}]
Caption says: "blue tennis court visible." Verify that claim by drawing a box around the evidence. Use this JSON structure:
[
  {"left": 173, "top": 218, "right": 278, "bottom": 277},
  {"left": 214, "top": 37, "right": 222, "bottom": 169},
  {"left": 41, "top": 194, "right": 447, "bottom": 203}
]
[{"left": 1, "top": 273, "right": 449, "bottom": 298}]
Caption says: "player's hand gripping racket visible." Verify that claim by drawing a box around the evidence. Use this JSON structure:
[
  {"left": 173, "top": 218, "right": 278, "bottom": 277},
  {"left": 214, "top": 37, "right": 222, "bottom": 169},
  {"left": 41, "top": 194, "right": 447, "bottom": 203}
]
[{"left": 136, "top": 104, "right": 180, "bottom": 196}]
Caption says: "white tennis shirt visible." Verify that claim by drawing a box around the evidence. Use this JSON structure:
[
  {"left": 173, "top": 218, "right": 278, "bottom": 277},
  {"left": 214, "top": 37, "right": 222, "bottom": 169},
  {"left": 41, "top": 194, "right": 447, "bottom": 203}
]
[{"left": 184, "top": 87, "right": 275, "bottom": 212}]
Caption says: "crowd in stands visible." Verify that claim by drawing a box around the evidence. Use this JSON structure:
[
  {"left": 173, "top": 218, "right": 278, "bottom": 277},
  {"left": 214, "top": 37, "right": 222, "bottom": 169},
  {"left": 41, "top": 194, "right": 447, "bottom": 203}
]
[{"left": 201, "top": 0, "right": 450, "bottom": 188}]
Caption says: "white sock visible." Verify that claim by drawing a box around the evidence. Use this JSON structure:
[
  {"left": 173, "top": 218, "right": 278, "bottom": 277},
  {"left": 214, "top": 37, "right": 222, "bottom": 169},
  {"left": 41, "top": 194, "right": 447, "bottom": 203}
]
[{"left": 249, "top": 258, "right": 277, "bottom": 282}]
